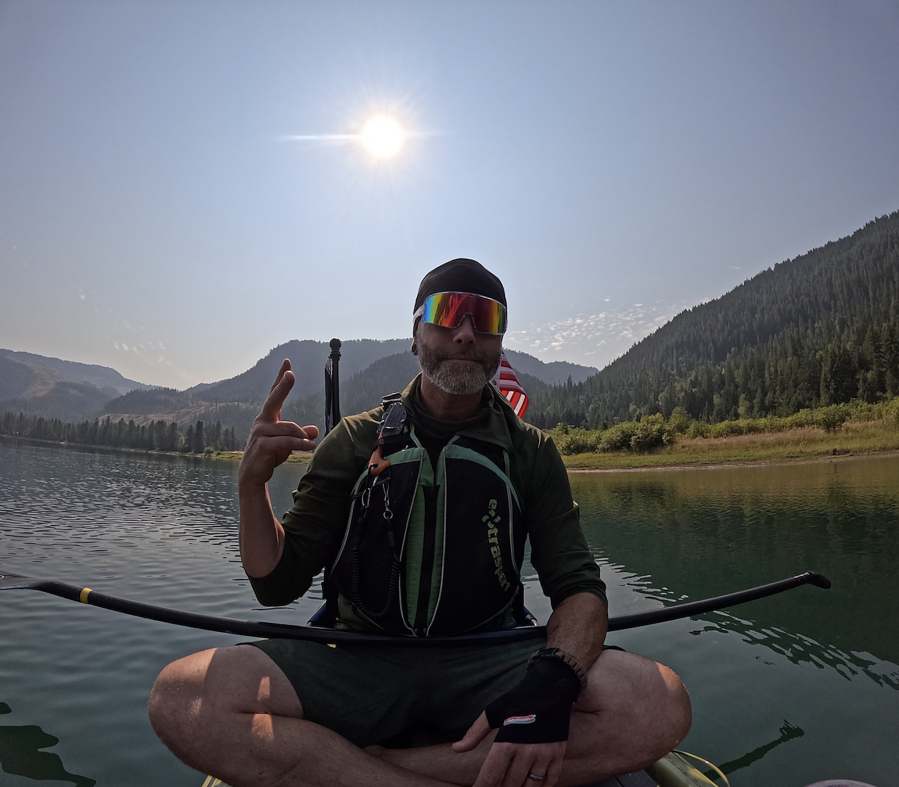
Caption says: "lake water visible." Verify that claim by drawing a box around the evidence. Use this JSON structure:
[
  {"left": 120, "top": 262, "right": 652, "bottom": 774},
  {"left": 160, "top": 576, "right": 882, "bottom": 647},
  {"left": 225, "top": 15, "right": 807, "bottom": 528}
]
[{"left": 1, "top": 439, "right": 897, "bottom": 787}]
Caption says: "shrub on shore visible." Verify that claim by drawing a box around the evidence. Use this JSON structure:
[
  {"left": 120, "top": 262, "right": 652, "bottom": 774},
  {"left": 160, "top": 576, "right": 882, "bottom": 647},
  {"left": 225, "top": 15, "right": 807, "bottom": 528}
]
[{"left": 546, "top": 396, "right": 899, "bottom": 456}]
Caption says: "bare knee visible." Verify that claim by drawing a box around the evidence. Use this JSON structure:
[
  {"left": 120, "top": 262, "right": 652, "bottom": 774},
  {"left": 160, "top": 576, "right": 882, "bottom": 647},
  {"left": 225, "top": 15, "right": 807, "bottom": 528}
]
[
  {"left": 148, "top": 644, "right": 303, "bottom": 763},
  {"left": 653, "top": 661, "right": 692, "bottom": 751},
  {"left": 148, "top": 649, "right": 215, "bottom": 757},
  {"left": 576, "top": 650, "right": 692, "bottom": 765}
]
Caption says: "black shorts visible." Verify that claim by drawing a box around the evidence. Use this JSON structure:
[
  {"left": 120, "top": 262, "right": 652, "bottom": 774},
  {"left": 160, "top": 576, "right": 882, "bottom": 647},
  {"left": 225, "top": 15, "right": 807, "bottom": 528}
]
[{"left": 248, "top": 637, "right": 544, "bottom": 748}]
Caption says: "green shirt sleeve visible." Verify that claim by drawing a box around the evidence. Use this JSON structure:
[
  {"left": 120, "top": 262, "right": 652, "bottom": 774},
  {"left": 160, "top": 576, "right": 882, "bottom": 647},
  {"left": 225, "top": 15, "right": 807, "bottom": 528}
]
[
  {"left": 518, "top": 433, "right": 607, "bottom": 610},
  {"left": 247, "top": 411, "right": 379, "bottom": 607}
]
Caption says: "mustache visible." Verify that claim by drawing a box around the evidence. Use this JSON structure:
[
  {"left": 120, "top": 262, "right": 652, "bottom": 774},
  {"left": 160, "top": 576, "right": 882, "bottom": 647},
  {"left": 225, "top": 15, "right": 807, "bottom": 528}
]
[{"left": 430, "top": 348, "right": 496, "bottom": 364}]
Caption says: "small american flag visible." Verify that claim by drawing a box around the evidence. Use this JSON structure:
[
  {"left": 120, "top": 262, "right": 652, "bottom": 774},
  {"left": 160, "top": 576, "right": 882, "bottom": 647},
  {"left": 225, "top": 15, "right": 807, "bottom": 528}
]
[{"left": 492, "top": 352, "right": 529, "bottom": 418}]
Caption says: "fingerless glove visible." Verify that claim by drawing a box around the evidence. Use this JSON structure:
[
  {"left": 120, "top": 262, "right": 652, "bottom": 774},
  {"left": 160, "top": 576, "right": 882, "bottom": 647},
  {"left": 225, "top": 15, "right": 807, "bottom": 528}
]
[{"left": 484, "top": 652, "right": 582, "bottom": 744}]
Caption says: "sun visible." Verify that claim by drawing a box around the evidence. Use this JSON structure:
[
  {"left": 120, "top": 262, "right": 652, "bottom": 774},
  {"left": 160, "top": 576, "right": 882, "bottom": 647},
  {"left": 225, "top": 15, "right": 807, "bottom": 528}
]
[{"left": 359, "top": 116, "right": 406, "bottom": 158}]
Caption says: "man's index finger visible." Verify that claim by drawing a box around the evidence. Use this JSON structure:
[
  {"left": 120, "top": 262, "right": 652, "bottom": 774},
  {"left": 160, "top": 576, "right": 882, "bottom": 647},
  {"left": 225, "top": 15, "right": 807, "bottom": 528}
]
[{"left": 260, "top": 368, "right": 295, "bottom": 421}]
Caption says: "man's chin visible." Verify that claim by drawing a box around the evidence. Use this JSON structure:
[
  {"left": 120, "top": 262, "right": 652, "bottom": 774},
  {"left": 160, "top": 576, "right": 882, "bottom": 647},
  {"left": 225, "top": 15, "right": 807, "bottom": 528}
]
[{"left": 426, "top": 363, "right": 490, "bottom": 396}]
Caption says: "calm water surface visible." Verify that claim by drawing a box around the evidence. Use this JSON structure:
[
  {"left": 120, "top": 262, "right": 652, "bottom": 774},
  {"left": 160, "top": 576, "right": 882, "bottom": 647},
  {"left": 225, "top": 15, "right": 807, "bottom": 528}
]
[{"left": 1, "top": 440, "right": 897, "bottom": 786}]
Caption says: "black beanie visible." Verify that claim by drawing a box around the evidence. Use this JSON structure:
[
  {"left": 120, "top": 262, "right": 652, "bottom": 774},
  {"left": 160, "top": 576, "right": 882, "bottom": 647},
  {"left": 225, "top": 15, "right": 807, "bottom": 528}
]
[{"left": 414, "top": 258, "right": 506, "bottom": 313}]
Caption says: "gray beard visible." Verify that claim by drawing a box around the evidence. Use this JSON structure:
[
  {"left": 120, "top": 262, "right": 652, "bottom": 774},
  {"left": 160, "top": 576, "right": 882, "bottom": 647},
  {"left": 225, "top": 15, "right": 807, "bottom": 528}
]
[{"left": 417, "top": 342, "right": 502, "bottom": 396}]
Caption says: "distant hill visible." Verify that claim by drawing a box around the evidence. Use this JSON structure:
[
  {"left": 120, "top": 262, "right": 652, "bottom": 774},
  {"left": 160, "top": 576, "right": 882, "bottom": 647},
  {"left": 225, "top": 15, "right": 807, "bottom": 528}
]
[
  {"left": 503, "top": 351, "right": 595, "bottom": 385},
  {"left": 207, "top": 345, "right": 586, "bottom": 433},
  {"left": 104, "top": 387, "right": 193, "bottom": 414},
  {"left": 0, "top": 349, "right": 148, "bottom": 397},
  {"left": 326, "top": 347, "right": 570, "bottom": 417},
  {"left": 98, "top": 388, "right": 260, "bottom": 433},
  {"left": 10, "top": 204, "right": 894, "bottom": 439},
  {"left": 0, "top": 349, "right": 152, "bottom": 422},
  {"left": 1, "top": 339, "right": 592, "bottom": 439},
  {"left": 189, "top": 339, "right": 410, "bottom": 404},
  {"left": 524, "top": 210, "right": 899, "bottom": 428}
]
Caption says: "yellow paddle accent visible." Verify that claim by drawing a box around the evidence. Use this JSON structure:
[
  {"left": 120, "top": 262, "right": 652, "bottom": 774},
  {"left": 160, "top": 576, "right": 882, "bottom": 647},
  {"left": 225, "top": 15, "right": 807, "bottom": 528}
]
[
  {"left": 79, "top": 588, "right": 91, "bottom": 604},
  {"left": 200, "top": 777, "right": 227, "bottom": 787}
]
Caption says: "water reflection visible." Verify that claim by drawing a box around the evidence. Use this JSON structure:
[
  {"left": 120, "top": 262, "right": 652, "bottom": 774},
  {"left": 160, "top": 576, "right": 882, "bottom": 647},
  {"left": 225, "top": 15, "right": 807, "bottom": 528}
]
[
  {"left": 2, "top": 441, "right": 898, "bottom": 786},
  {"left": 692, "top": 611, "right": 899, "bottom": 691},
  {"left": 0, "top": 702, "right": 96, "bottom": 787},
  {"left": 715, "top": 720, "right": 804, "bottom": 776},
  {"left": 570, "top": 456, "right": 899, "bottom": 665}
]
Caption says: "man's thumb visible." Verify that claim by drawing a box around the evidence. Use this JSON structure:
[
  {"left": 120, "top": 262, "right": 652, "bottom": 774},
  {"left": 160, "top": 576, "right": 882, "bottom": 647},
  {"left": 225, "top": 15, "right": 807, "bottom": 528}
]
[{"left": 452, "top": 712, "right": 491, "bottom": 753}]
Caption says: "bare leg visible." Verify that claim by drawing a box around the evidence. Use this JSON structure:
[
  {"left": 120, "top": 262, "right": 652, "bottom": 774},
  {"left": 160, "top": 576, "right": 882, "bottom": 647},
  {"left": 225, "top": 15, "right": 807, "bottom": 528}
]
[
  {"left": 148, "top": 645, "right": 463, "bottom": 787},
  {"left": 375, "top": 649, "right": 692, "bottom": 786},
  {"left": 149, "top": 646, "right": 688, "bottom": 787}
]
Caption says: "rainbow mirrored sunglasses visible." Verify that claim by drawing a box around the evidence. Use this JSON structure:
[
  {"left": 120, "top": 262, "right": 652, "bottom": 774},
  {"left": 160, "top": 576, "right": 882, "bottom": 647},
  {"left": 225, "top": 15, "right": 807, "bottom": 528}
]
[{"left": 414, "top": 291, "right": 508, "bottom": 335}]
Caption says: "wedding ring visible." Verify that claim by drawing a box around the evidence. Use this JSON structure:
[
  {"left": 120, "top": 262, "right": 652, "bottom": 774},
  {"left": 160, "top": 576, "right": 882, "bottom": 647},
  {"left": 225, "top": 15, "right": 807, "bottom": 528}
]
[{"left": 527, "top": 774, "right": 546, "bottom": 782}]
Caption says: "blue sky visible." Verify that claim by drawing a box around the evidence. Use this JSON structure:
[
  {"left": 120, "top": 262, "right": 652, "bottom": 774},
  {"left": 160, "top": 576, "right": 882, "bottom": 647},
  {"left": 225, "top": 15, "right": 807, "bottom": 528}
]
[{"left": 2, "top": 1, "right": 898, "bottom": 390}]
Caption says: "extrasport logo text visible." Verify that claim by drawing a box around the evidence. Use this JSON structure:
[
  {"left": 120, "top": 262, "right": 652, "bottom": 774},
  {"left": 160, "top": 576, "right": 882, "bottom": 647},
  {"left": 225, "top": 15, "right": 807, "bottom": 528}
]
[{"left": 483, "top": 498, "right": 511, "bottom": 592}]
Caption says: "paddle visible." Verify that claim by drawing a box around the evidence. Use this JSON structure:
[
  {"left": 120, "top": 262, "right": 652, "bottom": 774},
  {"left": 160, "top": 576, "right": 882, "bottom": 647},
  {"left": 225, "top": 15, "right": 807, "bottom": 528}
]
[{"left": 0, "top": 569, "right": 829, "bottom": 646}]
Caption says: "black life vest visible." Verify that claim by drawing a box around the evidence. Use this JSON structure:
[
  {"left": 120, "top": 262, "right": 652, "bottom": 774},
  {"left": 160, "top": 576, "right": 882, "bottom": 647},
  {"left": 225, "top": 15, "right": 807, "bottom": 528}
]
[{"left": 327, "top": 400, "right": 526, "bottom": 637}]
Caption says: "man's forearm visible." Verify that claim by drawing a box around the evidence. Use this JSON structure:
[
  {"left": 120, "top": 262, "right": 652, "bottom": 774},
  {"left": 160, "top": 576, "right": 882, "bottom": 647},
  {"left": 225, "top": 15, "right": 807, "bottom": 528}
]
[
  {"left": 544, "top": 592, "right": 608, "bottom": 669},
  {"left": 238, "top": 481, "right": 286, "bottom": 578}
]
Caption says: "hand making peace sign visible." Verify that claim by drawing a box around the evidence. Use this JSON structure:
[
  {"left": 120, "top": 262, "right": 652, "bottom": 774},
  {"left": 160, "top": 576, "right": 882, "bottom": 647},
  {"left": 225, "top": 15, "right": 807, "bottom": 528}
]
[{"left": 238, "top": 359, "right": 319, "bottom": 488}]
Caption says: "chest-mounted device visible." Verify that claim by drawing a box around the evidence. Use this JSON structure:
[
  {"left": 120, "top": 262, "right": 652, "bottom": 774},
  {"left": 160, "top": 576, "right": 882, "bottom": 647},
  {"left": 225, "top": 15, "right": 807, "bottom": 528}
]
[{"left": 368, "top": 393, "right": 409, "bottom": 476}]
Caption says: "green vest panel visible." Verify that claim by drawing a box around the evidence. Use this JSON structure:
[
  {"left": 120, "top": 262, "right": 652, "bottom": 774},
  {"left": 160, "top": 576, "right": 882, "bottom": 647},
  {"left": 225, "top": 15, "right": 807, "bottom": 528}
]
[{"left": 329, "top": 432, "right": 525, "bottom": 636}]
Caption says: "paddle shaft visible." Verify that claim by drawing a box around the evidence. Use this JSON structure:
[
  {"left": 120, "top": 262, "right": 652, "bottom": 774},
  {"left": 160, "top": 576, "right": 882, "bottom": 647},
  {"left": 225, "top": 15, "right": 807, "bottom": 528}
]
[
  {"left": 606, "top": 570, "right": 830, "bottom": 631},
  {"left": 1, "top": 570, "right": 830, "bottom": 646}
]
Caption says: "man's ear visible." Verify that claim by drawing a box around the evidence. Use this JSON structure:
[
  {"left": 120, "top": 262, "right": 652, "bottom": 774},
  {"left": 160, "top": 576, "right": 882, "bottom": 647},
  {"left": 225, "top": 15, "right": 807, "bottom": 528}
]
[{"left": 411, "top": 317, "right": 421, "bottom": 356}]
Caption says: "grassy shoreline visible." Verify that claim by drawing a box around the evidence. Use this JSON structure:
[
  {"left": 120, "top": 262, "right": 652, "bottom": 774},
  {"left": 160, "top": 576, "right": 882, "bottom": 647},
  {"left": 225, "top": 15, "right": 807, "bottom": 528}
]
[
  {"left": 221, "top": 429, "right": 899, "bottom": 472},
  {"left": 6, "top": 421, "right": 899, "bottom": 472},
  {"left": 558, "top": 421, "right": 899, "bottom": 471}
]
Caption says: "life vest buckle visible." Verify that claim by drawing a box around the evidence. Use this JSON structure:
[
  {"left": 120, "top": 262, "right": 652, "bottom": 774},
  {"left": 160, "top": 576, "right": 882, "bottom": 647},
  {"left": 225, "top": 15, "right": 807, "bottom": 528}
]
[{"left": 368, "top": 444, "right": 391, "bottom": 477}]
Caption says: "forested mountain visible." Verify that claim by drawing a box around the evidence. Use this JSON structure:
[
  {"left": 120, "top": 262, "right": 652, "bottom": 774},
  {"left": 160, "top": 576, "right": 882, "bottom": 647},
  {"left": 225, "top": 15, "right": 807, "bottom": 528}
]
[
  {"left": 5, "top": 210, "right": 896, "bottom": 441},
  {"left": 104, "top": 387, "right": 193, "bottom": 414},
  {"left": 524, "top": 211, "right": 899, "bottom": 428}
]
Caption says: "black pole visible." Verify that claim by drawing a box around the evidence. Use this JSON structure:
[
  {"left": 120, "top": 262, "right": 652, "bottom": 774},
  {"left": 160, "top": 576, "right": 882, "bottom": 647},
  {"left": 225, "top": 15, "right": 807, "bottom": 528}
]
[
  {"left": 1, "top": 570, "right": 830, "bottom": 647},
  {"left": 324, "top": 338, "right": 341, "bottom": 436}
]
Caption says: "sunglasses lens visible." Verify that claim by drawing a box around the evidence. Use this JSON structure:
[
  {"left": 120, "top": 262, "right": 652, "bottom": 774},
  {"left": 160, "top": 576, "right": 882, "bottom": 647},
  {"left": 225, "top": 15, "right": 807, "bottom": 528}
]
[{"left": 422, "top": 293, "right": 507, "bottom": 334}]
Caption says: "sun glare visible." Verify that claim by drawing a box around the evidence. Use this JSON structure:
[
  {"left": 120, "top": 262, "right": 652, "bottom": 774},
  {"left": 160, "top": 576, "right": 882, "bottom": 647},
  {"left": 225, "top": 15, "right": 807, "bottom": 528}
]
[{"left": 360, "top": 116, "right": 406, "bottom": 158}]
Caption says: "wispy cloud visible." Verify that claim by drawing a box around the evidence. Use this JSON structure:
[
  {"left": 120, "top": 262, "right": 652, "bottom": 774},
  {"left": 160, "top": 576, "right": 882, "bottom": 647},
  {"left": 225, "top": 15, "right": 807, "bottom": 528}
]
[{"left": 505, "top": 300, "right": 681, "bottom": 370}]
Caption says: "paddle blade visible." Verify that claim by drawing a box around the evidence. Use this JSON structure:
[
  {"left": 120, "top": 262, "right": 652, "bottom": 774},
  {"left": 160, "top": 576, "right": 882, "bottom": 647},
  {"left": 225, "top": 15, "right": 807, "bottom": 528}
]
[
  {"left": 0, "top": 571, "right": 39, "bottom": 590},
  {"left": 805, "top": 572, "right": 832, "bottom": 589}
]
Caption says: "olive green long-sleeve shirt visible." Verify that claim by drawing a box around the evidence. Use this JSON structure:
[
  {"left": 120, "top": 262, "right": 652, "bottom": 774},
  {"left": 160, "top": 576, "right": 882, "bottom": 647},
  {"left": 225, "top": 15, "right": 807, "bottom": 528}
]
[{"left": 248, "top": 376, "right": 606, "bottom": 627}]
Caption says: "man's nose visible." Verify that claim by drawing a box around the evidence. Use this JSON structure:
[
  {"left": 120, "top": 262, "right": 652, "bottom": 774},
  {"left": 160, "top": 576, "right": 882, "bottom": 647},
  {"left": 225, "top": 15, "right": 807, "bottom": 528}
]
[{"left": 452, "top": 314, "right": 477, "bottom": 343}]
